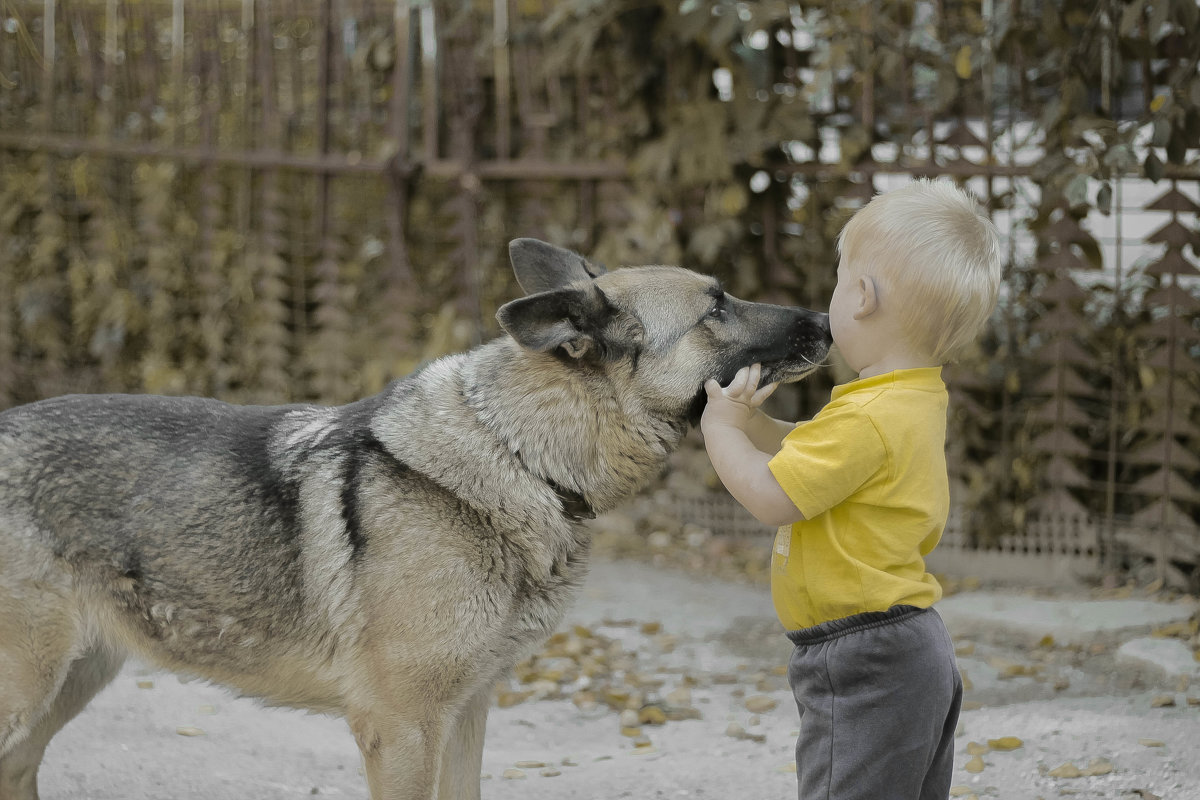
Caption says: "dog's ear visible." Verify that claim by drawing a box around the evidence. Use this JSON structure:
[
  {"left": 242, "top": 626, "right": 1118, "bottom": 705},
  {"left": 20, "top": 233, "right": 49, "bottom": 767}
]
[
  {"left": 496, "top": 284, "right": 611, "bottom": 359},
  {"left": 508, "top": 238, "right": 607, "bottom": 295}
]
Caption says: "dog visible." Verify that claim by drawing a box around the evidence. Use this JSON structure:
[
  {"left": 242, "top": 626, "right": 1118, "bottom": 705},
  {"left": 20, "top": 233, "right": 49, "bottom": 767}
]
[{"left": 0, "top": 238, "right": 830, "bottom": 800}]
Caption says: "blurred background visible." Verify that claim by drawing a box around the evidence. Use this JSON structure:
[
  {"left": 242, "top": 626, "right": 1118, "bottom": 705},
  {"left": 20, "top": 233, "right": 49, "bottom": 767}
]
[{"left": 1, "top": 0, "right": 1198, "bottom": 590}]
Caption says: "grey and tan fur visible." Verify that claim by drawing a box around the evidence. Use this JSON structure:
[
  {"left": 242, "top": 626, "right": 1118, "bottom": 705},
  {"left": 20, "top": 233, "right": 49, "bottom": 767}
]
[{"left": 0, "top": 239, "right": 830, "bottom": 800}]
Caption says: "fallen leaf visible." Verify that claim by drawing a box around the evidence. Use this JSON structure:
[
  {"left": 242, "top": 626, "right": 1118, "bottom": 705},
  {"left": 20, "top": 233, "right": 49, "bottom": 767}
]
[
  {"left": 964, "top": 755, "right": 985, "bottom": 773},
  {"left": 136, "top": 680, "right": 154, "bottom": 689},
  {"left": 1131, "top": 789, "right": 1162, "bottom": 800},
  {"left": 1083, "top": 758, "right": 1113, "bottom": 776},
  {"left": 539, "top": 768, "right": 562, "bottom": 777},
  {"left": 1150, "top": 694, "right": 1176, "bottom": 708},
  {"left": 1138, "top": 738, "right": 1165, "bottom": 748},
  {"left": 639, "top": 621, "right": 662, "bottom": 635},
  {"left": 744, "top": 695, "right": 778, "bottom": 713},
  {"left": 1048, "top": 761, "right": 1082, "bottom": 778},
  {"left": 955, "top": 642, "right": 976, "bottom": 657},
  {"left": 724, "top": 721, "right": 766, "bottom": 743},
  {"left": 949, "top": 788, "right": 973, "bottom": 797},
  {"left": 514, "top": 761, "right": 545, "bottom": 769},
  {"left": 638, "top": 705, "right": 667, "bottom": 725},
  {"left": 1152, "top": 621, "right": 1188, "bottom": 638},
  {"left": 502, "top": 768, "right": 526, "bottom": 780},
  {"left": 175, "top": 726, "right": 205, "bottom": 737},
  {"left": 1037, "top": 634, "right": 1055, "bottom": 648},
  {"left": 987, "top": 736, "right": 1023, "bottom": 751},
  {"left": 965, "top": 741, "right": 989, "bottom": 756},
  {"left": 619, "top": 726, "right": 642, "bottom": 738},
  {"left": 665, "top": 687, "right": 692, "bottom": 706}
]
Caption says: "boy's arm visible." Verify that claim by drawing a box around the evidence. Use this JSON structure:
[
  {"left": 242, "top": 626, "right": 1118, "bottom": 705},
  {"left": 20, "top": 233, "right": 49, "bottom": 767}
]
[
  {"left": 700, "top": 366, "right": 805, "bottom": 528},
  {"left": 743, "top": 411, "right": 795, "bottom": 455}
]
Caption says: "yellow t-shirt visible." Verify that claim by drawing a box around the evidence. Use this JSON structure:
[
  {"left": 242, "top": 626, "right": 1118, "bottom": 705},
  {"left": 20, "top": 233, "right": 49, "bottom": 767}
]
[{"left": 766, "top": 367, "right": 948, "bottom": 629}]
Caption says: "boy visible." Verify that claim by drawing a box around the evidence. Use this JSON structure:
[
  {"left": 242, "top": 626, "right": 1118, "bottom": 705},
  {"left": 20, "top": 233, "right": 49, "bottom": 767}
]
[{"left": 701, "top": 179, "right": 1002, "bottom": 799}]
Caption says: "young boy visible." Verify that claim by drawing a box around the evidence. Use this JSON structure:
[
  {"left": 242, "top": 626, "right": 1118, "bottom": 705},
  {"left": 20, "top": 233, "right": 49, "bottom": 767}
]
[{"left": 701, "top": 179, "right": 1002, "bottom": 799}]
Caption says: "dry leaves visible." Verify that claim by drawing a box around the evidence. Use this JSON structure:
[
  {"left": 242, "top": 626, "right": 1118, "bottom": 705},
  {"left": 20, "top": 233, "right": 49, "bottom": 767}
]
[
  {"left": 743, "top": 695, "right": 778, "bottom": 713},
  {"left": 497, "top": 622, "right": 702, "bottom": 733},
  {"left": 987, "top": 736, "right": 1024, "bottom": 751},
  {"left": 1047, "top": 758, "right": 1114, "bottom": 778}
]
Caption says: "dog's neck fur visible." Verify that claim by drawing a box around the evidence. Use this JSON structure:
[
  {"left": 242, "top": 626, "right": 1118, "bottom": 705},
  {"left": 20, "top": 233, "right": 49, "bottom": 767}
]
[
  {"left": 369, "top": 339, "right": 684, "bottom": 522},
  {"left": 462, "top": 339, "right": 686, "bottom": 514}
]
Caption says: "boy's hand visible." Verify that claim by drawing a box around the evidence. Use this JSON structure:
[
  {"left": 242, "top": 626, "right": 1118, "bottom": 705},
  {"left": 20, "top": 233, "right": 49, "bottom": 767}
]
[{"left": 701, "top": 364, "right": 779, "bottom": 430}]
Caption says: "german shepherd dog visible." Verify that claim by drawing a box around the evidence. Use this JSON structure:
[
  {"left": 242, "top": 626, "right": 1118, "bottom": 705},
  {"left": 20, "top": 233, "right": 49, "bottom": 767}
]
[{"left": 0, "top": 239, "right": 830, "bottom": 800}]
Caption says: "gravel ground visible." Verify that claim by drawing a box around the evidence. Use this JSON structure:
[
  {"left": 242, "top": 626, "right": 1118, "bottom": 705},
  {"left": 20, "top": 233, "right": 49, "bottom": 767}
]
[{"left": 34, "top": 559, "right": 1200, "bottom": 800}]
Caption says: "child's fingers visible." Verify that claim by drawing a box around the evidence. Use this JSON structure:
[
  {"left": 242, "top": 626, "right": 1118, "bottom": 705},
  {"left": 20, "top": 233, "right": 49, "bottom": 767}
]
[
  {"left": 750, "top": 381, "right": 778, "bottom": 406},
  {"left": 704, "top": 378, "right": 722, "bottom": 398},
  {"left": 726, "top": 366, "right": 750, "bottom": 394},
  {"left": 748, "top": 363, "right": 762, "bottom": 392}
]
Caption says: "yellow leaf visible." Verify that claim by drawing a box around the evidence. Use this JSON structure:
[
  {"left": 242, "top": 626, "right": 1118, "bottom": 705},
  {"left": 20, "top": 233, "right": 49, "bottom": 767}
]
[
  {"left": 966, "top": 741, "right": 989, "bottom": 756},
  {"left": 1048, "top": 761, "right": 1082, "bottom": 778},
  {"left": 1150, "top": 94, "right": 1166, "bottom": 112},
  {"left": 987, "top": 736, "right": 1024, "bottom": 751},
  {"left": 1083, "top": 758, "right": 1114, "bottom": 776},
  {"left": 964, "top": 755, "right": 985, "bottom": 773},
  {"left": 1139, "top": 738, "right": 1165, "bottom": 747},
  {"left": 955, "top": 46, "right": 972, "bottom": 79}
]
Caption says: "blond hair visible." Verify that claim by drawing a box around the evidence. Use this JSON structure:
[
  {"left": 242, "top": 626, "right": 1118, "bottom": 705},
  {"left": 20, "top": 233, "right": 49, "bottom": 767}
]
[{"left": 837, "top": 178, "right": 1003, "bottom": 362}]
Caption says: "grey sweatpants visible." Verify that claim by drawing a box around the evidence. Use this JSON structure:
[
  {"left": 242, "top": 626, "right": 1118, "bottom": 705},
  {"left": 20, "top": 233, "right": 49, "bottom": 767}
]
[{"left": 786, "top": 605, "right": 962, "bottom": 800}]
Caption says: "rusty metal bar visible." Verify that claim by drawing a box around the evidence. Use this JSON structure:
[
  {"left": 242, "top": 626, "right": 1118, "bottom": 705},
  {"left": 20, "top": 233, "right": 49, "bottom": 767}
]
[
  {"left": 493, "top": 0, "right": 511, "bottom": 159},
  {"left": 170, "top": 0, "right": 184, "bottom": 145},
  {"left": 420, "top": 0, "right": 438, "bottom": 162},
  {"left": 41, "top": 0, "right": 55, "bottom": 130},
  {"left": 0, "top": 132, "right": 634, "bottom": 178}
]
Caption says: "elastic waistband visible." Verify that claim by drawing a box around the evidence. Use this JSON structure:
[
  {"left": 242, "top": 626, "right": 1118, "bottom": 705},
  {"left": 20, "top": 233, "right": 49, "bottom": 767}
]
[{"left": 786, "top": 605, "right": 929, "bottom": 645}]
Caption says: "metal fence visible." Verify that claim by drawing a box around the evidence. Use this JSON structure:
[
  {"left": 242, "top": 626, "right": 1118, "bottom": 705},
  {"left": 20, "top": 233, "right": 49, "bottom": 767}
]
[{"left": 1, "top": 1, "right": 1197, "bottom": 586}]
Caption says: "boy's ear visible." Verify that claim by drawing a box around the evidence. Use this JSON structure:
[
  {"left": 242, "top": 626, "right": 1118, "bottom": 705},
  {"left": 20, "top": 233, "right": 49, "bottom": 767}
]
[
  {"left": 853, "top": 275, "right": 879, "bottom": 320},
  {"left": 496, "top": 284, "right": 611, "bottom": 359}
]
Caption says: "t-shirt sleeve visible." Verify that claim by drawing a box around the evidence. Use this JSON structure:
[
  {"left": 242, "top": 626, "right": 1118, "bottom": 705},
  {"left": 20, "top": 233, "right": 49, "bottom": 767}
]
[{"left": 767, "top": 403, "right": 887, "bottom": 519}]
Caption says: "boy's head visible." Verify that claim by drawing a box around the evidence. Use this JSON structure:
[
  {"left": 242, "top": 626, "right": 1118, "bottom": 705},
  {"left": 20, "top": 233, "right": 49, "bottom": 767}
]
[{"left": 835, "top": 178, "right": 1003, "bottom": 364}]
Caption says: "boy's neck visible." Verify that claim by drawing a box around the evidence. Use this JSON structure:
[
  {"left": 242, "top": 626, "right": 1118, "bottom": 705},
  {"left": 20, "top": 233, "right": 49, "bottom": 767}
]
[{"left": 856, "top": 352, "right": 941, "bottom": 380}]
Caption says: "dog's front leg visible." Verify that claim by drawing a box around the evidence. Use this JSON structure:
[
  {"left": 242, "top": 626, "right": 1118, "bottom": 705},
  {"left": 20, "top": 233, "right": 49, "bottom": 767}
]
[
  {"left": 436, "top": 685, "right": 491, "bottom": 800},
  {"left": 349, "top": 710, "right": 445, "bottom": 800}
]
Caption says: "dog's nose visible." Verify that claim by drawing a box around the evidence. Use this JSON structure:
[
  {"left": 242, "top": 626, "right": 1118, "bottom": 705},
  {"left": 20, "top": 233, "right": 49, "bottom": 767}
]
[{"left": 816, "top": 312, "right": 832, "bottom": 343}]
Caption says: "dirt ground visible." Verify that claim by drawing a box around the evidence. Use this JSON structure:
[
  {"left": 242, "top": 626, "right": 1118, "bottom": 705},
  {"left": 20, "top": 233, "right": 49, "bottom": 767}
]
[{"left": 35, "top": 558, "right": 1200, "bottom": 800}]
